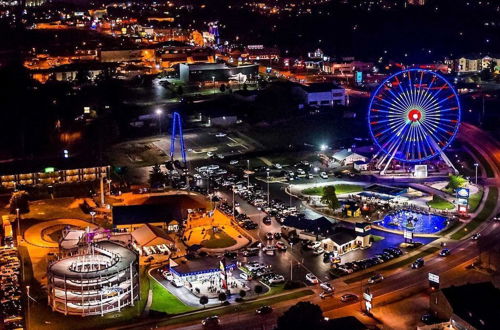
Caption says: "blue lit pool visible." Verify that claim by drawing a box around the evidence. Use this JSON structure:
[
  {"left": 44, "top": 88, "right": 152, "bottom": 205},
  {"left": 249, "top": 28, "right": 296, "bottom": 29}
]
[{"left": 377, "top": 210, "right": 449, "bottom": 234}]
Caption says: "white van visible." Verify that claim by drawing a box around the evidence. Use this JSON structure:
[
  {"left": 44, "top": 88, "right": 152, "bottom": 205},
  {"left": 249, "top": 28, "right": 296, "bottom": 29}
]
[{"left": 240, "top": 272, "right": 253, "bottom": 281}]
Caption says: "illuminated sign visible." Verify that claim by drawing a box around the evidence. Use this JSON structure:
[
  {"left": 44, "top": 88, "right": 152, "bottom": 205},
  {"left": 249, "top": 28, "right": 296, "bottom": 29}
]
[
  {"left": 355, "top": 71, "right": 363, "bottom": 83},
  {"left": 404, "top": 230, "right": 413, "bottom": 240},
  {"left": 456, "top": 188, "right": 470, "bottom": 198},
  {"left": 428, "top": 273, "right": 439, "bottom": 283},
  {"left": 44, "top": 167, "right": 55, "bottom": 173}
]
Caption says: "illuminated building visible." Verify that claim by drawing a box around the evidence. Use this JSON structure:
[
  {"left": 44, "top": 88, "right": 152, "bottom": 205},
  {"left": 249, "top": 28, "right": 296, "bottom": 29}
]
[{"left": 47, "top": 242, "right": 139, "bottom": 316}]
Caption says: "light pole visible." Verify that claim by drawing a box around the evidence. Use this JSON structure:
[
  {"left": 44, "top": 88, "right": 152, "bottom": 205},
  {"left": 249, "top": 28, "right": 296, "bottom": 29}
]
[
  {"left": 289, "top": 242, "right": 294, "bottom": 281},
  {"left": 155, "top": 109, "right": 163, "bottom": 134},
  {"left": 90, "top": 211, "right": 96, "bottom": 224},
  {"left": 212, "top": 76, "right": 215, "bottom": 94},
  {"left": 247, "top": 159, "right": 250, "bottom": 188},
  {"left": 474, "top": 163, "right": 479, "bottom": 185},
  {"left": 266, "top": 170, "right": 270, "bottom": 206},
  {"left": 16, "top": 208, "right": 20, "bottom": 237},
  {"left": 26, "top": 285, "right": 30, "bottom": 330},
  {"left": 232, "top": 185, "right": 236, "bottom": 220}
]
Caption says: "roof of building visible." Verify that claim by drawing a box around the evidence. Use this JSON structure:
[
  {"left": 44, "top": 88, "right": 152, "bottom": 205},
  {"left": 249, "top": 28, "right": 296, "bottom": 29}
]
[
  {"left": 132, "top": 224, "right": 174, "bottom": 247},
  {"left": 170, "top": 257, "right": 235, "bottom": 275},
  {"left": 441, "top": 282, "right": 500, "bottom": 329},
  {"left": 112, "top": 195, "right": 207, "bottom": 226},
  {"left": 333, "top": 149, "right": 367, "bottom": 161},
  {"left": 301, "top": 82, "right": 343, "bottom": 93},
  {"left": 364, "top": 184, "right": 407, "bottom": 196},
  {"left": 282, "top": 216, "right": 334, "bottom": 233},
  {"left": 327, "top": 230, "right": 357, "bottom": 246}
]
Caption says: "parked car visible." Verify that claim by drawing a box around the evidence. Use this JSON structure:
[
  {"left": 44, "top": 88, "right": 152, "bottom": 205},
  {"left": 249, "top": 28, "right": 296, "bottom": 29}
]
[
  {"left": 240, "top": 272, "right": 252, "bottom": 281},
  {"left": 368, "top": 273, "right": 384, "bottom": 284},
  {"left": 229, "top": 160, "right": 239, "bottom": 165},
  {"left": 263, "top": 216, "right": 272, "bottom": 225},
  {"left": 172, "top": 278, "right": 184, "bottom": 288},
  {"left": 320, "top": 172, "right": 328, "bottom": 179},
  {"left": 471, "top": 233, "right": 481, "bottom": 240},
  {"left": 275, "top": 241, "right": 287, "bottom": 251},
  {"left": 268, "top": 275, "right": 285, "bottom": 284},
  {"left": 313, "top": 247, "right": 325, "bottom": 255},
  {"left": 340, "top": 293, "right": 358, "bottom": 302},
  {"left": 266, "top": 232, "right": 274, "bottom": 240}
]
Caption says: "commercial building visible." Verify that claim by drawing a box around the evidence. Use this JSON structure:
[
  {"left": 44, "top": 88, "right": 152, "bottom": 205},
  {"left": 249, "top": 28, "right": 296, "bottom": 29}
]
[
  {"left": 332, "top": 149, "right": 367, "bottom": 166},
  {"left": 0, "top": 162, "right": 109, "bottom": 189},
  {"left": 298, "top": 83, "right": 348, "bottom": 107},
  {"left": 321, "top": 223, "right": 372, "bottom": 255},
  {"left": 430, "top": 282, "right": 500, "bottom": 329},
  {"left": 178, "top": 63, "right": 259, "bottom": 82}
]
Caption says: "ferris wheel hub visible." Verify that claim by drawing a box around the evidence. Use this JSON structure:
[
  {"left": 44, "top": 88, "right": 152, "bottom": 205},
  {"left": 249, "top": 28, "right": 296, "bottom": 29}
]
[{"left": 408, "top": 109, "right": 422, "bottom": 122}]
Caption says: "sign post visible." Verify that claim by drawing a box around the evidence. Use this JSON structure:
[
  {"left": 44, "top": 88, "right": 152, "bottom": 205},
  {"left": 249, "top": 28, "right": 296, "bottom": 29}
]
[{"left": 428, "top": 272, "right": 440, "bottom": 290}]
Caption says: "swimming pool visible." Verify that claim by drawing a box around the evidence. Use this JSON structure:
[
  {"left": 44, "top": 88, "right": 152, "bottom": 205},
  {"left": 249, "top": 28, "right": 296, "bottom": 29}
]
[{"left": 377, "top": 210, "right": 449, "bottom": 234}]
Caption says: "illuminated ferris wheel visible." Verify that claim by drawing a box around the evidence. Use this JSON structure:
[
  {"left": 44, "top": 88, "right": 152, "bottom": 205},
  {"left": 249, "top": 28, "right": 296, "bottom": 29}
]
[{"left": 368, "top": 68, "right": 461, "bottom": 174}]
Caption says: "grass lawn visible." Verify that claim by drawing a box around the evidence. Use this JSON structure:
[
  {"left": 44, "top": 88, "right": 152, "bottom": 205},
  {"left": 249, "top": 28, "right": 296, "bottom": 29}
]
[
  {"left": 451, "top": 187, "right": 498, "bottom": 240},
  {"left": 427, "top": 196, "right": 455, "bottom": 210},
  {"left": 19, "top": 197, "right": 91, "bottom": 221},
  {"left": 371, "top": 235, "right": 385, "bottom": 242},
  {"left": 301, "top": 184, "right": 364, "bottom": 196},
  {"left": 200, "top": 230, "right": 237, "bottom": 248},
  {"left": 468, "top": 189, "right": 484, "bottom": 213},
  {"left": 150, "top": 279, "right": 196, "bottom": 314}
]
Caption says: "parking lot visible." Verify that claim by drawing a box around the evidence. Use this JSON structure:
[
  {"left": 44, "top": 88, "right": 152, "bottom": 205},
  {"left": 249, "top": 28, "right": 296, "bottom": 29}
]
[{"left": 0, "top": 246, "right": 24, "bottom": 330}]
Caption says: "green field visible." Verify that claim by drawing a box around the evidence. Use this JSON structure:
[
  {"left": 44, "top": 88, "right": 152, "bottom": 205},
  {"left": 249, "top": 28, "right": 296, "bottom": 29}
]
[
  {"left": 451, "top": 187, "right": 498, "bottom": 240},
  {"left": 427, "top": 196, "right": 455, "bottom": 210},
  {"left": 150, "top": 278, "right": 195, "bottom": 314},
  {"left": 468, "top": 189, "right": 484, "bottom": 212},
  {"left": 301, "top": 184, "right": 364, "bottom": 196}
]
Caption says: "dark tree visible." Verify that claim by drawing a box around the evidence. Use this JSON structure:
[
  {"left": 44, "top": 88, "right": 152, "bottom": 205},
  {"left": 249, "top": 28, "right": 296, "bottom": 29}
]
[
  {"left": 148, "top": 164, "right": 165, "bottom": 188},
  {"left": 321, "top": 185, "right": 340, "bottom": 210},
  {"left": 218, "top": 292, "right": 227, "bottom": 304},
  {"left": 199, "top": 295, "right": 209, "bottom": 309},
  {"left": 254, "top": 285, "right": 263, "bottom": 296},
  {"left": 239, "top": 290, "right": 246, "bottom": 299},
  {"left": 219, "top": 83, "right": 226, "bottom": 93},
  {"left": 9, "top": 190, "right": 30, "bottom": 216},
  {"left": 176, "top": 85, "right": 184, "bottom": 96},
  {"left": 276, "top": 302, "right": 325, "bottom": 330}
]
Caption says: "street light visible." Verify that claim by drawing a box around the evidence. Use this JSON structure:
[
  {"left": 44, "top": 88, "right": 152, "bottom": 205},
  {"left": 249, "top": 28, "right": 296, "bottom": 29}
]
[
  {"left": 155, "top": 109, "right": 163, "bottom": 134},
  {"left": 16, "top": 208, "right": 20, "bottom": 237},
  {"left": 212, "top": 76, "right": 215, "bottom": 94},
  {"left": 26, "top": 285, "right": 30, "bottom": 330},
  {"left": 266, "top": 170, "right": 270, "bottom": 206},
  {"left": 474, "top": 163, "right": 479, "bottom": 185},
  {"left": 232, "top": 185, "right": 236, "bottom": 220}
]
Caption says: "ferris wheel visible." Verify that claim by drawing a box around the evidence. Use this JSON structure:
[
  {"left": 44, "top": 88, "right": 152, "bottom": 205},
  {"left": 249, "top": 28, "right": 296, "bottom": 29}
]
[{"left": 368, "top": 68, "right": 461, "bottom": 173}]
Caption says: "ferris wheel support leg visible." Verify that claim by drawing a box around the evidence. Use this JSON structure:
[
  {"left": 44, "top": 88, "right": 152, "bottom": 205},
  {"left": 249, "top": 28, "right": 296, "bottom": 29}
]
[
  {"left": 439, "top": 149, "right": 459, "bottom": 175},
  {"left": 380, "top": 153, "right": 395, "bottom": 175}
]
